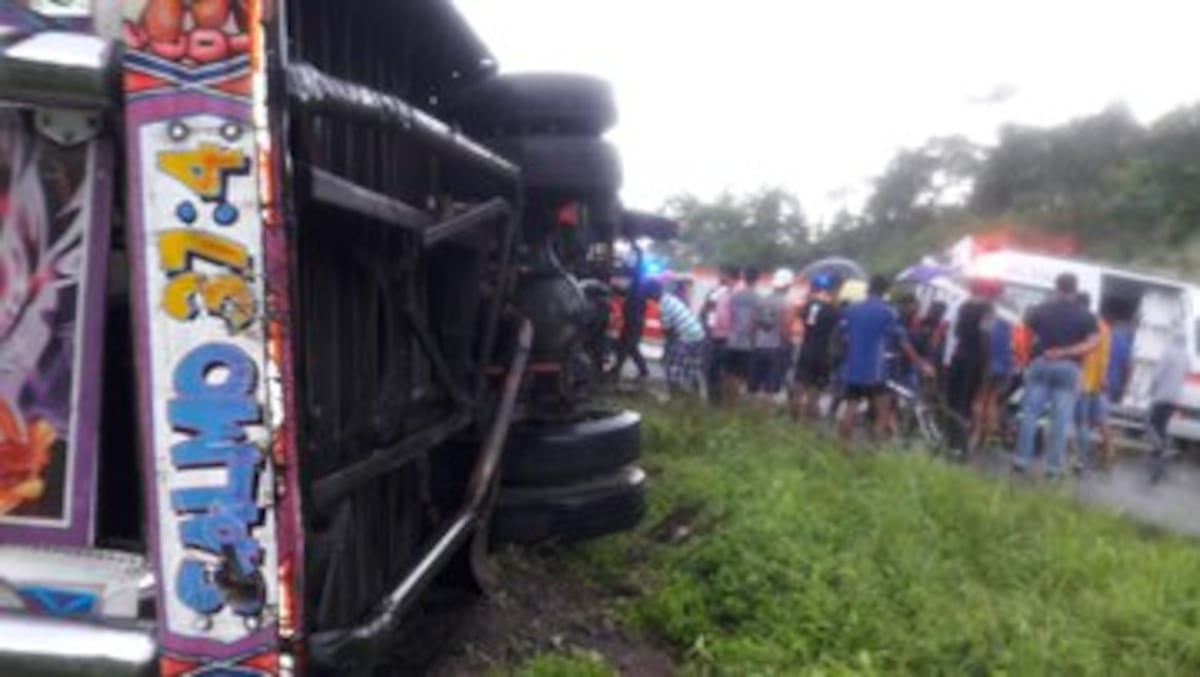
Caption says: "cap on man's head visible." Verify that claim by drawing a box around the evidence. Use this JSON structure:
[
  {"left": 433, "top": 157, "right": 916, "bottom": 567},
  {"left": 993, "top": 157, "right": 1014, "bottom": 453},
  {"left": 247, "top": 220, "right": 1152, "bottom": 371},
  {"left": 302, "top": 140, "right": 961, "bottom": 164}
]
[
  {"left": 811, "top": 273, "right": 836, "bottom": 291},
  {"left": 1055, "top": 272, "right": 1078, "bottom": 294},
  {"left": 772, "top": 268, "right": 795, "bottom": 289}
]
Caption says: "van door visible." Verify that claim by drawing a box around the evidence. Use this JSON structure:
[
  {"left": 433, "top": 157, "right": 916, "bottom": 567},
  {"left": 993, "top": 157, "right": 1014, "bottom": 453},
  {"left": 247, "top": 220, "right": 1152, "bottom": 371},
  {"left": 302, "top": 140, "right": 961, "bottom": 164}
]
[{"left": 1124, "top": 285, "right": 1188, "bottom": 411}]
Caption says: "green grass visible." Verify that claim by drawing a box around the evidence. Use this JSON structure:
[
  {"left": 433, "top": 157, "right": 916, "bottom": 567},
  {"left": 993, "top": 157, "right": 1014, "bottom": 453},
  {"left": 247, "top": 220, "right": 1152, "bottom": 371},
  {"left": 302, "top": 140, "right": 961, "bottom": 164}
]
[
  {"left": 513, "top": 651, "right": 613, "bottom": 677},
  {"left": 552, "top": 400, "right": 1200, "bottom": 675}
]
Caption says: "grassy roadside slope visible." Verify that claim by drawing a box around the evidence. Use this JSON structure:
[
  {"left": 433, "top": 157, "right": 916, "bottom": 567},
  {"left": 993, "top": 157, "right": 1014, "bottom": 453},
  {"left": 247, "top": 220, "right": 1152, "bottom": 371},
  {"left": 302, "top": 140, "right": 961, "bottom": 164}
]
[{"left": 535, "top": 400, "right": 1200, "bottom": 675}]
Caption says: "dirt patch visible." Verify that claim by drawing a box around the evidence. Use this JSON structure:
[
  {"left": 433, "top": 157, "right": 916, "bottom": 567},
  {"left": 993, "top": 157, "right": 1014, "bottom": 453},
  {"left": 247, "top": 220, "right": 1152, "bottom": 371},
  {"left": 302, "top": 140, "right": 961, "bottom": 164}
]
[{"left": 430, "top": 549, "right": 677, "bottom": 676}]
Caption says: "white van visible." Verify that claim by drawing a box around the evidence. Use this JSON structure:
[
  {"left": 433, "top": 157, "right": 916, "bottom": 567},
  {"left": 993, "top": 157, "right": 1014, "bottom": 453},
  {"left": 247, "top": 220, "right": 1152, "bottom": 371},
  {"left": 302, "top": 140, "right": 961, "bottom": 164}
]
[{"left": 912, "top": 238, "right": 1200, "bottom": 447}]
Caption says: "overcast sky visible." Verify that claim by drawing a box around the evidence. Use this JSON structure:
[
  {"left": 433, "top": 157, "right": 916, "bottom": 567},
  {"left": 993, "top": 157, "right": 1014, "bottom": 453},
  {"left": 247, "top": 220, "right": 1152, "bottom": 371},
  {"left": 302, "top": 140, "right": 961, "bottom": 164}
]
[{"left": 453, "top": 0, "right": 1200, "bottom": 221}]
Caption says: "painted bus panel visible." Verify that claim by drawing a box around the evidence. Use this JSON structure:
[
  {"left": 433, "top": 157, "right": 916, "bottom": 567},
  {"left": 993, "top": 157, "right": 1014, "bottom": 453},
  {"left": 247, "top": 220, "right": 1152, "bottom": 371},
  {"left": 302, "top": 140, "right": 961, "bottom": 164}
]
[
  {"left": 122, "top": 0, "right": 303, "bottom": 672},
  {"left": 0, "top": 2, "right": 113, "bottom": 548}
]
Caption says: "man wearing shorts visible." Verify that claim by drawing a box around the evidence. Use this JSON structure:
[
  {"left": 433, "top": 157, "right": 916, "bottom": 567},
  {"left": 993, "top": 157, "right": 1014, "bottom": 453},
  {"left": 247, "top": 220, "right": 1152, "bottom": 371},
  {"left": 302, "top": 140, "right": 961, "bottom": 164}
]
[
  {"left": 837, "top": 275, "right": 930, "bottom": 446},
  {"left": 792, "top": 275, "right": 839, "bottom": 420},
  {"left": 723, "top": 268, "right": 760, "bottom": 402},
  {"left": 749, "top": 269, "right": 791, "bottom": 397}
]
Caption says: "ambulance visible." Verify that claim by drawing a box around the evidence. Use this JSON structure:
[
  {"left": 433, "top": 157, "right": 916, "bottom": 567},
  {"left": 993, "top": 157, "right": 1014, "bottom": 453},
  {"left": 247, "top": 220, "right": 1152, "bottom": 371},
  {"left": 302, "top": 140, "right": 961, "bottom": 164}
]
[{"left": 915, "top": 236, "right": 1200, "bottom": 448}]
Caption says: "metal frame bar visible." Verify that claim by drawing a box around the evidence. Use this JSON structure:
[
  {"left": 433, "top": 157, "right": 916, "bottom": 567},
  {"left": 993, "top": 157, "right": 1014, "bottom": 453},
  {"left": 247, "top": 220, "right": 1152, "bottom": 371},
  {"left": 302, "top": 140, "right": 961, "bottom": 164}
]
[
  {"left": 304, "top": 165, "right": 511, "bottom": 255},
  {"left": 309, "top": 410, "right": 473, "bottom": 514},
  {"left": 423, "top": 197, "right": 509, "bottom": 248},
  {"left": 474, "top": 200, "right": 521, "bottom": 398},
  {"left": 400, "top": 304, "right": 471, "bottom": 408},
  {"left": 306, "top": 165, "right": 434, "bottom": 231},
  {"left": 287, "top": 61, "right": 519, "bottom": 185}
]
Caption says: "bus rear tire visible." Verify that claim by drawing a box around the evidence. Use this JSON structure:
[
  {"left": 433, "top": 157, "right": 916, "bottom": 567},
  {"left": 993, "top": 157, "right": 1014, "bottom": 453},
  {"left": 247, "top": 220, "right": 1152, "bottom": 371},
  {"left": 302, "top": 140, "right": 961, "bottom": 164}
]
[
  {"left": 501, "top": 409, "right": 641, "bottom": 486},
  {"left": 491, "top": 465, "right": 647, "bottom": 546}
]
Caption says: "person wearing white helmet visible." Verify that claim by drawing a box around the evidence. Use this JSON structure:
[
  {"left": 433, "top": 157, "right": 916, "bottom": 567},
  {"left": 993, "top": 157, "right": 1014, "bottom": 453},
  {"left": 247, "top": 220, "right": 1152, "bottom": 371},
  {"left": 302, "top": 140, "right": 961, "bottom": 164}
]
[{"left": 749, "top": 268, "right": 794, "bottom": 398}]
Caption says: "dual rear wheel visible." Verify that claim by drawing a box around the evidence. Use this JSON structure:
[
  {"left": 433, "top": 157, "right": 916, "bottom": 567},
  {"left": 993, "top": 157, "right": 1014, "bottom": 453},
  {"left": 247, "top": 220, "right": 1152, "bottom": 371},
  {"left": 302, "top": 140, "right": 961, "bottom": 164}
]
[{"left": 493, "top": 409, "right": 646, "bottom": 546}]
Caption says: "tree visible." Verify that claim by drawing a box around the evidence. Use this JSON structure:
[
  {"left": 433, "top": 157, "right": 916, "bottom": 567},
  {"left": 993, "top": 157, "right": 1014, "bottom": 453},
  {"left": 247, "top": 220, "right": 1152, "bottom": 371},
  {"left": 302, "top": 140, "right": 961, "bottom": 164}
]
[
  {"left": 970, "top": 104, "right": 1142, "bottom": 231},
  {"left": 863, "top": 135, "right": 982, "bottom": 231},
  {"left": 662, "top": 188, "right": 809, "bottom": 268}
]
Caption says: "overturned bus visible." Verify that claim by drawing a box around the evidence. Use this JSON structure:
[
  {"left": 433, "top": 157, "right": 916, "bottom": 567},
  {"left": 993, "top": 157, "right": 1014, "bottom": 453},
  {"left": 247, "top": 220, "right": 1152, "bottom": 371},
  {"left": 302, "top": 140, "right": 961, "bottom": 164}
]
[{"left": 0, "top": 0, "right": 645, "bottom": 673}]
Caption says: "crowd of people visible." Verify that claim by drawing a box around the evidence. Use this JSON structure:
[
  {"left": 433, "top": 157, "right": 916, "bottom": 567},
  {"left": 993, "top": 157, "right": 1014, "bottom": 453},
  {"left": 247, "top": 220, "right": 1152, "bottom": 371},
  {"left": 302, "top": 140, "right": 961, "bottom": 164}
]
[{"left": 615, "top": 264, "right": 1189, "bottom": 479}]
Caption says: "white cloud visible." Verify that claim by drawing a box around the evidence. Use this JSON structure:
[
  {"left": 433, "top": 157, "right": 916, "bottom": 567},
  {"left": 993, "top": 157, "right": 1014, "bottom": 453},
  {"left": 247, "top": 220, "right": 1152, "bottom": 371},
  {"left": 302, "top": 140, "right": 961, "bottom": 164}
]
[{"left": 454, "top": 0, "right": 1200, "bottom": 219}]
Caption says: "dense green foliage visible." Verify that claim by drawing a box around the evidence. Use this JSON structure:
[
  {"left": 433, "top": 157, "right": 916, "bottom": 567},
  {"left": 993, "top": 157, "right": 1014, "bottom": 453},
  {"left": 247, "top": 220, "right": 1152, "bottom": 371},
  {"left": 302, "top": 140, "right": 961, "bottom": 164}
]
[
  {"left": 665, "top": 102, "right": 1200, "bottom": 275},
  {"left": 544, "top": 401, "right": 1200, "bottom": 675}
]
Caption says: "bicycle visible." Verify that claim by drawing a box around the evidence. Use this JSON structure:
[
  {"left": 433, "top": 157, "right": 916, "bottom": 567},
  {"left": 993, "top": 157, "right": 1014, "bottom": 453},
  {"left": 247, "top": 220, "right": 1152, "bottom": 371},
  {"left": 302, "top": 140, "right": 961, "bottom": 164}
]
[{"left": 887, "top": 377, "right": 970, "bottom": 458}]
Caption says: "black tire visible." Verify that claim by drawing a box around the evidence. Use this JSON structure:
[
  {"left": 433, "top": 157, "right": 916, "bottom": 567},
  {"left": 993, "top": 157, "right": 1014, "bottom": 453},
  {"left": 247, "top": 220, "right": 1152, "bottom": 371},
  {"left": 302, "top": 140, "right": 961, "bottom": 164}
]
[
  {"left": 483, "top": 135, "right": 622, "bottom": 195},
  {"left": 449, "top": 73, "right": 616, "bottom": 135},
  {"left": 491, "top": 465, "right": 647, "bottom": 546},
  {"left": 503, "top": 409, "right": 641, "bottom": 486}
]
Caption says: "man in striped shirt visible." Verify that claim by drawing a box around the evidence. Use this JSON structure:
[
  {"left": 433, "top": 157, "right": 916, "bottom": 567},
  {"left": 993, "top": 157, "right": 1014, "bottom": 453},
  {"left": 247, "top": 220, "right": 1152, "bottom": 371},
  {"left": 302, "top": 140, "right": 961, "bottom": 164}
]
[{"left": 647, "top": 279, "right": 706, "bottom": 393}]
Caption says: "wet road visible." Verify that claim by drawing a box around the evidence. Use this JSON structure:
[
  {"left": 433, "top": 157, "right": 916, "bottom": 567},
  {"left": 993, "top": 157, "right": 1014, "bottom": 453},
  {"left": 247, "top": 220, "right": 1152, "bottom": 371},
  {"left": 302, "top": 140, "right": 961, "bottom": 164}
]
[
  {"left": 1074, "top": 459, "right": 1200, "bottom": 537},
  {"left": 967, "top": 443, "right": 1200, "bottom": 537}
]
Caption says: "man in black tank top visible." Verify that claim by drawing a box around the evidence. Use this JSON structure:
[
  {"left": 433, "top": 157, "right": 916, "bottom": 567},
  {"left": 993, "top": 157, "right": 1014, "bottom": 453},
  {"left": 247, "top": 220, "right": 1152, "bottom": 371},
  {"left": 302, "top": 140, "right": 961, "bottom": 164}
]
[{"left": 792, "top": 276, "right": 839, "bottom": 420}]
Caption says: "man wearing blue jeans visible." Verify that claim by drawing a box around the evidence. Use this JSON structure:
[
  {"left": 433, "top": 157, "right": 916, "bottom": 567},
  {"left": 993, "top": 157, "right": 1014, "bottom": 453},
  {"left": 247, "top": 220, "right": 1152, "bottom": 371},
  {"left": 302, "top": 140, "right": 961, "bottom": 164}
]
[{"left": 1015, "top": 273, "right": 1099, "bottom": 478}]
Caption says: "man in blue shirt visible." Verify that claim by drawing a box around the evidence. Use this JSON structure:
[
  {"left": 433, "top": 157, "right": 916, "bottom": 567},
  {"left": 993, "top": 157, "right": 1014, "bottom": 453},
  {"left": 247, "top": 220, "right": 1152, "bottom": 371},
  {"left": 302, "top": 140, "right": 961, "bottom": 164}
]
[{"left": 837, "top": 275, "right": 932, "bottom": 446}]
